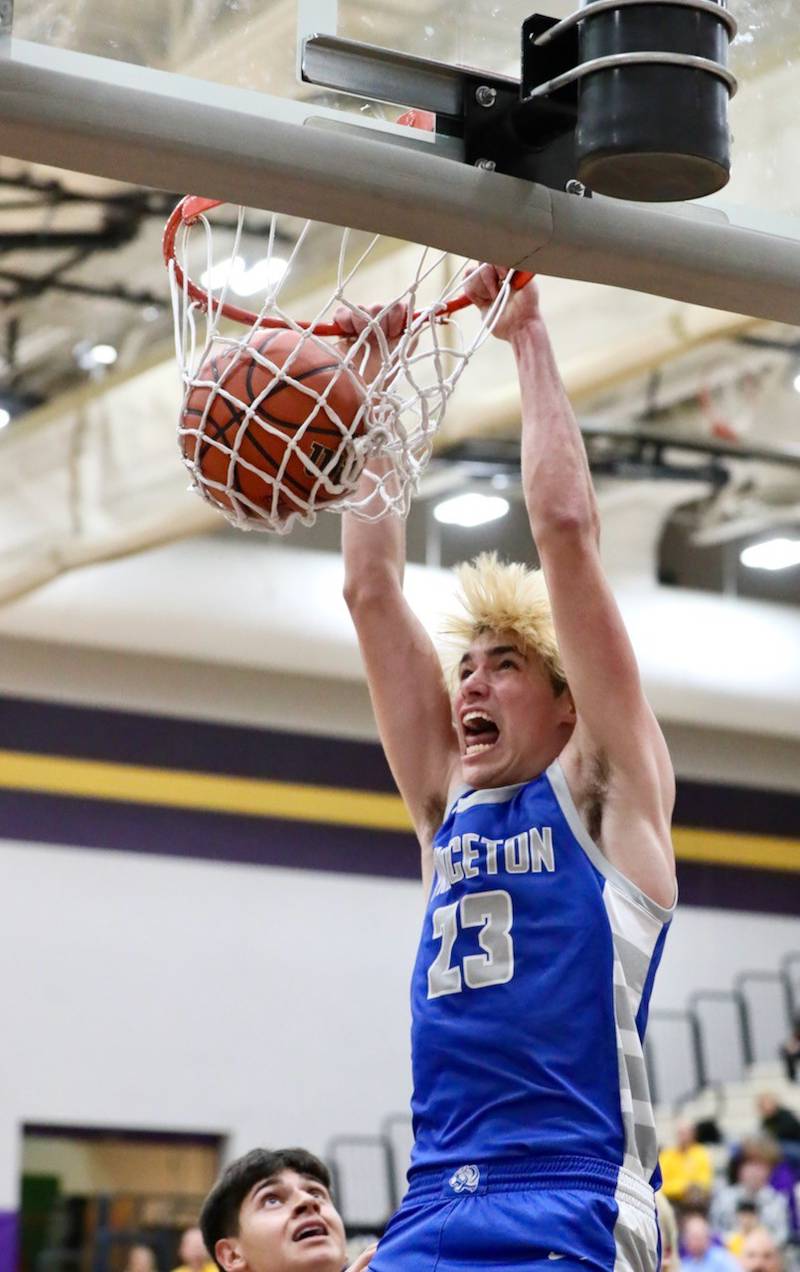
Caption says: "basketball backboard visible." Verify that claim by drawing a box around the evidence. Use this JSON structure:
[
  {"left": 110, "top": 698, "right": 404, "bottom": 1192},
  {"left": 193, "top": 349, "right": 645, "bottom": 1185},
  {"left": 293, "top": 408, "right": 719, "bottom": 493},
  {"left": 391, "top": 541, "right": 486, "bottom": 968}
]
[{"left": 1, "top": 0, "right": 799, "bottom": 320}]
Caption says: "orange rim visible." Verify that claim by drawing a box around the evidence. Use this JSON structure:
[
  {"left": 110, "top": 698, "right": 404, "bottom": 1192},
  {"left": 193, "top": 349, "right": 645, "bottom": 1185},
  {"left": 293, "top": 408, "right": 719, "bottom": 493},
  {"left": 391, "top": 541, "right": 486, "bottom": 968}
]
[{"left": 162, "top": 195, "right": 534, "bottom": 337}]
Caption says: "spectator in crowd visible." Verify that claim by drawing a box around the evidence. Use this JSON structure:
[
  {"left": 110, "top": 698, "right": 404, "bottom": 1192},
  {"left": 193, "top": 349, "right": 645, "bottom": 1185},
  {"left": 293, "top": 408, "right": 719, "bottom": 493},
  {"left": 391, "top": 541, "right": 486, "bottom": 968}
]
[
  {"left": 657, "top": 1192, "right": 682, "bottom": 1272},
  {"left": 681, "top": 1215, "right": 741, "bottom": 1272},
  {"left": 757, "top": 1093, "right": 800, "bottom": 1164},
  {"left": 124, "top": 1247, "right": 159, "bottom": 1272},
  {"left": 739, "top": 1227, "right": 783, "bottom": 1272},
  {"left": 172, "top": 1227, "right": 215, "bottom": 1272},
  {"left": 779, "top": 1017, "right": 800, "bottom": 1084},
  {"left": 661, "top": 1121, "right": 715, "bottom": 1208},
  {"left": 724, "top": 1200, "right": 760, "bottom": 1259},
  {"left": 199, "top": 1146, "right": 375, "bottom": 1272},
  {"left": 711, "top": 1140, "right": 790, "bottom": 1248}
]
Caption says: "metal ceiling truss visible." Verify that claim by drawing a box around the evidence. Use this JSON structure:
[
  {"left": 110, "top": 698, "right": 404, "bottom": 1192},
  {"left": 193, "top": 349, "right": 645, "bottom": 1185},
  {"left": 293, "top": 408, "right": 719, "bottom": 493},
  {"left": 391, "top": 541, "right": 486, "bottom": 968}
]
[
  {"left": 437, "top": 425, "right": 800, "bottom": 489},
  {"left": 0, "top": 173, "right": 295, "bottom": 307}
]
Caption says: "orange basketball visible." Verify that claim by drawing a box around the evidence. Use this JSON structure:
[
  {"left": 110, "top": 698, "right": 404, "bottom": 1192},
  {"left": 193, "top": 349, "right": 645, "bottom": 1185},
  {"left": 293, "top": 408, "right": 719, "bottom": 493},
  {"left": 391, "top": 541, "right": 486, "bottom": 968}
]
[{"left": 180, "top": 328, "right": 367, "bottom": 521}]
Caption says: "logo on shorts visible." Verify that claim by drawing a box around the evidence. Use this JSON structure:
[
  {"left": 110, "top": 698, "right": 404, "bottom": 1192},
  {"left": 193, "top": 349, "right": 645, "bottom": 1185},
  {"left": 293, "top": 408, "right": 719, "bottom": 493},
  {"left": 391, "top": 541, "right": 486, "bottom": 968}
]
[{"left": 449, "top": 1164, "right": 480, "bottom": 1194}]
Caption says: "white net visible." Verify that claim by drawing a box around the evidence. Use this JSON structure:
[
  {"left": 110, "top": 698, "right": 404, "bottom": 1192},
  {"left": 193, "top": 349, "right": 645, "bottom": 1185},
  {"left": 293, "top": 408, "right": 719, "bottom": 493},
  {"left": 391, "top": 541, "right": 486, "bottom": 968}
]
[{"left": 168, "top": 203, "right": 519, "bottom": 534}]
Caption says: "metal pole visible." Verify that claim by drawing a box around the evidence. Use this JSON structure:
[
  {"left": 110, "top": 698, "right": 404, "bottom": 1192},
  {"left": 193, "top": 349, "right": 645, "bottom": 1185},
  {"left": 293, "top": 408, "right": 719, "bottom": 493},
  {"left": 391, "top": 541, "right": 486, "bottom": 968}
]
[
  {"left": 1, "top": 41, "right": 800, "bottom": 321},
  {"left": 688, "top": 1008, "right": 708, "bottom": 1091},
  {"left": 734, "top": 989, "right": 755, "bottom": 1068},
  {"left": 781, "top": 953, "right": 800, "bottom": 1019}
]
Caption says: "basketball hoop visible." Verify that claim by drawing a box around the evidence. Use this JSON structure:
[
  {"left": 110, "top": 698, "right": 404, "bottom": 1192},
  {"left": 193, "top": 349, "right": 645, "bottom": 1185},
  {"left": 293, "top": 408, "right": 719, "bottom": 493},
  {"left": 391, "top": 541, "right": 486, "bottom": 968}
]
[{"left": 163, "top": 180, "right": 533, "bottom": 534}]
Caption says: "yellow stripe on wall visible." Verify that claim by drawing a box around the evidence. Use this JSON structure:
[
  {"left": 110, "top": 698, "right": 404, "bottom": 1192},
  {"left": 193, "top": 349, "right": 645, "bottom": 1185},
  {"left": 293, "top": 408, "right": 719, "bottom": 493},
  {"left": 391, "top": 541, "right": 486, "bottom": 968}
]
[
  {"left": 671, "top": 827, "right": 800, "bottom": 874},
  {"left": 0, "top": 748, "right": 798, "bottom": 872},
  {"left": 0, "top": 749, "right": 412, "bottom": 833}
]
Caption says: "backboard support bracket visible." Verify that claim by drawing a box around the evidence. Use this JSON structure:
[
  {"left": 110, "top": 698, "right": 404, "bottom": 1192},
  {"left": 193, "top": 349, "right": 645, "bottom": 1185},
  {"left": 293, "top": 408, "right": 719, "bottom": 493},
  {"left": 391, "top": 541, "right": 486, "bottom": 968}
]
[
  {"left": 301, "top": 21, "right": 585, "bottom": 193},
  {"left": 302, "top": 0, "right": 736, "bottom": 203}
]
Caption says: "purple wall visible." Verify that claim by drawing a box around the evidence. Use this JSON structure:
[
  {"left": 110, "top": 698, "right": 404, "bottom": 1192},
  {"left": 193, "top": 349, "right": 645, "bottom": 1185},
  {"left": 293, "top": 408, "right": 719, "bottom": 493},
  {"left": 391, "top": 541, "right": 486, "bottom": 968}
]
[
  {"left": 0, "top": 1211, "right": 18, "bottom": 1272},
  {"left": 0, "top": 693, "right": 797, "bottom": 914}
]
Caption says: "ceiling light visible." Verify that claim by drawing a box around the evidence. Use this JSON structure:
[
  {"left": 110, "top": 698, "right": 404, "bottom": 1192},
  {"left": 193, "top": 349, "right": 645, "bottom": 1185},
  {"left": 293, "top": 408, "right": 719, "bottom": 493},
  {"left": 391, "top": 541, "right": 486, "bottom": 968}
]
[
  {"left": 201, "top": 254, "right": 289, "bottom": 297},
  {"left": 201, "top": 256, "right": 243, "bottom": 291},
  {"left": 740, "top": 537, "right": 800, "bottom": 571},
  {"left": 433, "top": 492, "right": 510, "bottom": 528},
  {"left": 0, "top": 408, "right": 10, "bottom": 430},
  {"left": 75, "top": 342, "right": 118, "bottom": 370},
  {"left": 89, "top": 344, "right": 118, "bottom": 366},
  {"left": 793, "top": 372, "right": 800, "bottom": 394}
]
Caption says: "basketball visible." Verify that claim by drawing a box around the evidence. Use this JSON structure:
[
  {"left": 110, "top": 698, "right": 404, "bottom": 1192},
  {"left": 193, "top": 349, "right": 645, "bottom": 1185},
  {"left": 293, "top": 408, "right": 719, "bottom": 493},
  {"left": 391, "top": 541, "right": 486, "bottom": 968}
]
[{"left": 180, "top": 328, "right": 368, "bottom": 520}]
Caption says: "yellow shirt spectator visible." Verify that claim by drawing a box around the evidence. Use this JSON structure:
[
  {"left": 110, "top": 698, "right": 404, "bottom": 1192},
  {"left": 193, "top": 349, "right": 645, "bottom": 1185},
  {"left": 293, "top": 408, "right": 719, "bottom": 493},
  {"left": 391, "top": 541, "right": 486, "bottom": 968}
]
[
  {"left": 171, "top": 1227, "right": 215, "bottom": 1272},
  {"left": 659, "top": 1122, "right": 714, "bottom": 1203}
]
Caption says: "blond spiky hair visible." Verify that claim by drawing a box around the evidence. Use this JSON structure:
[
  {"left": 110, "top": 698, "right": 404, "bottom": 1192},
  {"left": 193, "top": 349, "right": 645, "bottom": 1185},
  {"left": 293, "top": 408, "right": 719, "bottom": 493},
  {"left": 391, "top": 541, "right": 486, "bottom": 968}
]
[{"left": 440, "top": 552, "right": 567, "bottom": 694}]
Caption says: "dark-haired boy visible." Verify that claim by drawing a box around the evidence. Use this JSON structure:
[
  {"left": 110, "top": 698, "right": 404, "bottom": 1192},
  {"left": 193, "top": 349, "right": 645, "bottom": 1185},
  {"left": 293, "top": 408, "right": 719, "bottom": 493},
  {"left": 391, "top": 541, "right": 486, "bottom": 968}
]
[{"left": 200, "top": 1147, "right": 375, "bottom": 1272}]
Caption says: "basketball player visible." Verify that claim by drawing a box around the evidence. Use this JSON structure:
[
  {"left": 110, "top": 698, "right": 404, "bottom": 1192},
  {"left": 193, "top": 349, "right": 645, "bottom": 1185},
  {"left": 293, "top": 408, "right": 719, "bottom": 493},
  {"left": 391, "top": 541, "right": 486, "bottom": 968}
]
[
  {"left": 336, "top": 267, "right": 677, "bottom": 1272},
  {"left": 200, "top": 1146, "right": 376, "bottom": 1272}
]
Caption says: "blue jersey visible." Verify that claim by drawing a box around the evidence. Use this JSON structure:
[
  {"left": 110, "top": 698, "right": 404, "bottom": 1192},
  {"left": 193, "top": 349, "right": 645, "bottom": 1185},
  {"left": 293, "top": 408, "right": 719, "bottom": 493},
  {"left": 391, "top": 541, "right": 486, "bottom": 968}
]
[{"left": 409, "top": 760, "right": 674, "bottom": 1184}]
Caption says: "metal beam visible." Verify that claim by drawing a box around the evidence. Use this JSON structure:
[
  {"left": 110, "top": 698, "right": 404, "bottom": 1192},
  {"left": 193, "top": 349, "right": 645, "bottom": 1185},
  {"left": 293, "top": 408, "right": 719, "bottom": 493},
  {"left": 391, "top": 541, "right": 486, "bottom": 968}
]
[
  {"left": 301, "top": 33, "right": 474, "bottom": 117},
  {"left": 1, "top": 39, "right": 799, "bottom": 324}
]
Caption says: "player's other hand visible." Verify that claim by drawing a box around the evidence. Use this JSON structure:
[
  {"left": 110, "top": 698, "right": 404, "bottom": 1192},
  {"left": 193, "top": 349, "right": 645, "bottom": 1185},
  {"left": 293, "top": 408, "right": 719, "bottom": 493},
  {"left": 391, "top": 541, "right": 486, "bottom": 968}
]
[
  {"left": 462, "top": 263, "right": 541, "bottom": 342},
  {"left": 333, "top": 301, "right": 407, "bottom": 383},
  {"left": 346, "top": 1241, "right": 378, "bottom": 1271}
]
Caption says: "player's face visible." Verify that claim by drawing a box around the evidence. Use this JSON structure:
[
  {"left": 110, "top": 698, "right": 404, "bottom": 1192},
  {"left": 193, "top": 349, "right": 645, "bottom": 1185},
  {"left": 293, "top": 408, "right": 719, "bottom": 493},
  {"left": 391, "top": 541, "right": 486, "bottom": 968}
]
[
  {"left": 217, "top": 1170, "right": 347, "bottom": 1272},
  {"left": 453, "top": 630, "right": 575, "bottom": 788}
]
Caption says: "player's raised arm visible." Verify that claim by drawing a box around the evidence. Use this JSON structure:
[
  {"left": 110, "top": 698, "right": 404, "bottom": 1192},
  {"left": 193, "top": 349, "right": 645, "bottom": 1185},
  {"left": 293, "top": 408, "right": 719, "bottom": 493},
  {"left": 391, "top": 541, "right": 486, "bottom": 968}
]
[
  {"left": 463, "top": 267, "right": 676, "bottom": 909},
  {"left": 337, "top": 307, "right": 459, "bottom": 884},
  {"left": 342, "top": 480, "right": 459, "bottom": 877}
]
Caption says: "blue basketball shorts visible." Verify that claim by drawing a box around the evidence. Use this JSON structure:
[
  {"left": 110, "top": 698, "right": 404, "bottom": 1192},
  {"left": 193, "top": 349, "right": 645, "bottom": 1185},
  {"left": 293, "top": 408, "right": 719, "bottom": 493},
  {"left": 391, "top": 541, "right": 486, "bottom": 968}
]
[{"left": 369, "top": 1156, "right": 660, "bottom": 1272}]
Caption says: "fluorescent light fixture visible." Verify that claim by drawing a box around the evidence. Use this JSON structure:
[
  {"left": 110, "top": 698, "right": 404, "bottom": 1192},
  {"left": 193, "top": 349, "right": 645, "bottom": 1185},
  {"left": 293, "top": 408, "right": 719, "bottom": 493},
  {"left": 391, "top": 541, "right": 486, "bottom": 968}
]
[
  {"left": 793, "top": 372, "right": 800, "bottom": 394},
  {"left": 74, "top": 342, "right": 119, "bottom": 371},
  {"left": 201, "top": 256, "right": 241, "bottom": 291},
  {"left": 0, "top": 408, "right": 10, "bottom": 429},
  {"left": 201, "top": 254, "right": 289, "bottom": 297},
  {"left": 89, "top": 344, "right": 118, "bottom": 366},
  {"left": 740, "top": 537, "right": 800, "bottom": 571},
  {"left": 434, "top": 492, "right": 510, "bottom": 528}
]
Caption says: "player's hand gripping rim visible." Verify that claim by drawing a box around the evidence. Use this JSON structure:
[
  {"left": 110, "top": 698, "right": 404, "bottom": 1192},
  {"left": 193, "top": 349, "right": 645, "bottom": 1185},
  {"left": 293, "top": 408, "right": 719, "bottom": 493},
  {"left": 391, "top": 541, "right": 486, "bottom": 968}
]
[{"left": 461, "top": 262, "right": 541, "bottom": 342}]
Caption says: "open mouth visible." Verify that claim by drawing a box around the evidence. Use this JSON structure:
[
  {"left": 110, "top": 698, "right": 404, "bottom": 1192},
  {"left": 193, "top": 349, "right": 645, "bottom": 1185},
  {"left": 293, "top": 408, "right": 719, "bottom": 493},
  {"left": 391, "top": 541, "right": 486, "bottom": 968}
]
[
  {"left": 462, "top": 710, "right": 500, "bottom": 757},
  {"left": 292, "top": 1223, "right": 327, "bottom": 1243}
]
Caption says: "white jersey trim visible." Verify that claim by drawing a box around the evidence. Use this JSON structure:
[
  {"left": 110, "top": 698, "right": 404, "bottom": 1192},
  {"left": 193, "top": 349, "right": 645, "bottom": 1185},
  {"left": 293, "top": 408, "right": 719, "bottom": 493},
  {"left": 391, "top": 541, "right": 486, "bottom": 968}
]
[
  {"left": 450, "top": 779, "right": 528, "bottom": 818},
  {"left": 546, "top": 760, "right": 676, "bottom": 924}
]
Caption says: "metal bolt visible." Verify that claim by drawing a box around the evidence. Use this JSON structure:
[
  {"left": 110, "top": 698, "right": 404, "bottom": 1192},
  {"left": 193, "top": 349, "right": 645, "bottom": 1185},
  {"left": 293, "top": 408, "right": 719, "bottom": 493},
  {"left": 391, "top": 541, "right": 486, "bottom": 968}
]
[
  {"left": 565, "top": 179, "right": 589, "bottom": 197},
  {"left": 475, "top": 85, "right": 497, "bottom": 108},
  {"left": 474, "top": 158, "right": 497, "bottom": 172}
]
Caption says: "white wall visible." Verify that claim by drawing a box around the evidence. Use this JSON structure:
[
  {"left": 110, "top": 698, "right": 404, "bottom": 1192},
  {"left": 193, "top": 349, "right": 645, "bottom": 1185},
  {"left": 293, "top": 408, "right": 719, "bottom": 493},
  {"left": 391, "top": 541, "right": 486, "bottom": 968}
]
[
  {"left": 654, "top": 906, "right": 800, "bottom": 1011},
  {"left": 0, "top": 839, "right": 422, "bottom": 1213}
]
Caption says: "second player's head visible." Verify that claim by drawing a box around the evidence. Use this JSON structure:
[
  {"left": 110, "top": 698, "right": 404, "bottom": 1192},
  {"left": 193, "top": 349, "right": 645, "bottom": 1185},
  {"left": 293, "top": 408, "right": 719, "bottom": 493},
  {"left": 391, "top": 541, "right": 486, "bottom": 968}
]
[
  {"left": 443, "top": 553, "right": 575, "bottom": 787},
  {"left": 200, "top": 1148, "right": 348, "bottom": 1272}
]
